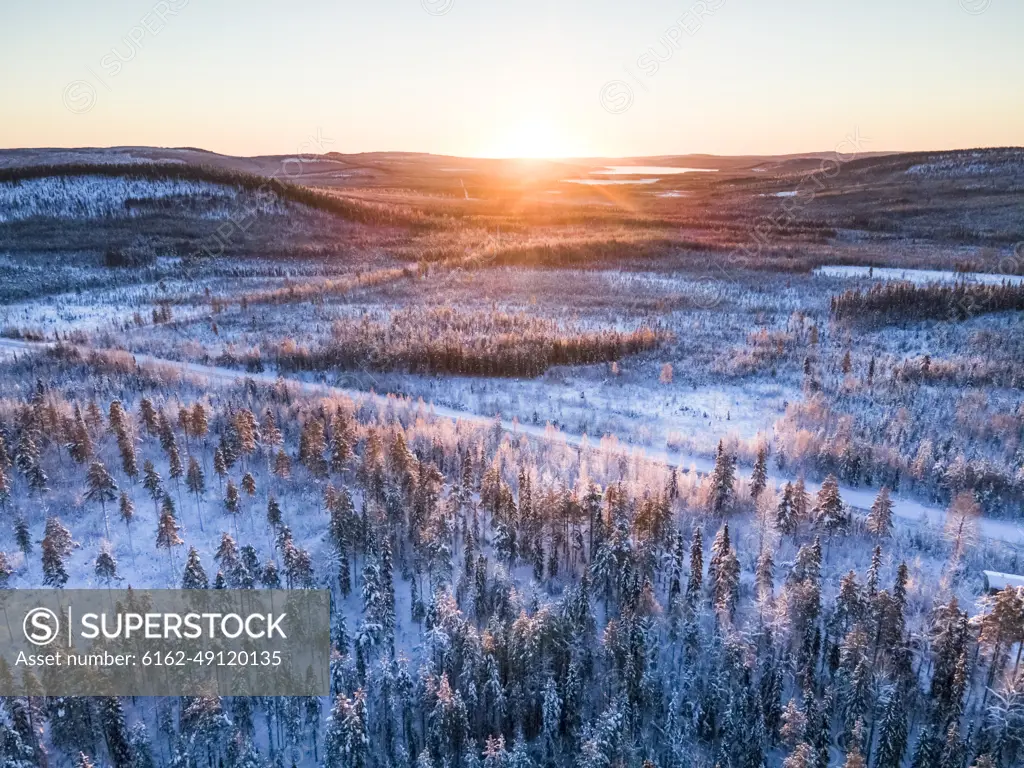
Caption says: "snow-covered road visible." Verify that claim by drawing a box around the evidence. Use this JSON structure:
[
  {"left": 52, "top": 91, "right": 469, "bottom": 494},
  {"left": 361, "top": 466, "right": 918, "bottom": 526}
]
[{"left": 3, "top": 336, "right": 1021, "bottom": 547}]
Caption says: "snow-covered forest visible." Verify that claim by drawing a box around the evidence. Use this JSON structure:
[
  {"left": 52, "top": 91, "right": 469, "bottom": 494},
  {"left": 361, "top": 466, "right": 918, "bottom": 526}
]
[{"left": 0, "top": 150, "right": 1022, "bottom": 768}]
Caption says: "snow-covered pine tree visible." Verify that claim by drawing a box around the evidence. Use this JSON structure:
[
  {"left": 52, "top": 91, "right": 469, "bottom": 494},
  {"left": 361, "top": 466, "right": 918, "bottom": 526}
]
[
  {"left": 94, "top": 544, "right": 118, "bottom": 589},
  {"left": 751, "top": 444, "right": 768, "bottom": 499},
  {"left": 41, "top": 517, "right": 74, "bottom": 588},
  {"left": 155, "top": 495, "right": 183, "bottom": 571},
  {"left": 182, "top": 546, "right": 209, "bottom": 589},
  {"left": 84, "top": 460, "right": 118, "bottom": 539},
  {"left": 775, "top": 482, "right": 797, "bottom": 535},
  {"left": 873, "top": 686, "right": 908, "bottom": 768},
  {"left": 708, "top": 524, "right": 739, "bottom": 617},
  {"left": 709, "top": 440, "right": 735, "bottom": 514},
  {"left": 867, "top": 486, "right": 894, "bottom": 538}
]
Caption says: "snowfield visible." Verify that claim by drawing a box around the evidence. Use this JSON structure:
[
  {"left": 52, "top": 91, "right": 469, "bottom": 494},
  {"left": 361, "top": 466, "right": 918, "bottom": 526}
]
[{"left": 0, "top": 175, "right": 285, "bottom": 222}]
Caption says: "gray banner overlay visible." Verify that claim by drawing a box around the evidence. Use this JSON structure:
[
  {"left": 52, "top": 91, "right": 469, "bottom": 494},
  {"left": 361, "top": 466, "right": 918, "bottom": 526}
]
[{"left": 0, "top": 590, "right": 330, "bottom": 696}]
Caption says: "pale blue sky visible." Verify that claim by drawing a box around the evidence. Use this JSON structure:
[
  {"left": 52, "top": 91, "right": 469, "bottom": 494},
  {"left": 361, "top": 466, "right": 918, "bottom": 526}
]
[{"left": 2, "top": 0, "right": 1022, "bottom": 157}]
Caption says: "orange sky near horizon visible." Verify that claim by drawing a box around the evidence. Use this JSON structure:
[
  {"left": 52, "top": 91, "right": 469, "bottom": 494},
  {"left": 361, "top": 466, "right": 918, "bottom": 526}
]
[{"left": 2, "top": 0, "right": 1022, "bottom": 159}]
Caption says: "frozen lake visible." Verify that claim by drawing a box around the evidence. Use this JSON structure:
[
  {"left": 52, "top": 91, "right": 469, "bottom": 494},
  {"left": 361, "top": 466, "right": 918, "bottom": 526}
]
[
  {"left": 590, "top": 165, "right": 718, "bottom": 175},
  {"left": 563, "top": 178, "right": 661, "bottom": 185},
  {"left": 815, "top": 264, "right": 1024, "bottom": 286}
]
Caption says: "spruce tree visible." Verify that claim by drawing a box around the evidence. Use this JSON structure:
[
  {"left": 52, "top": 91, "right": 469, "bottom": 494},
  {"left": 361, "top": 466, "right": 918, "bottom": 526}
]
[
  {"left": 751, "top": 444, "right": 769, "bottom": 499},
  {"left": 273, "top": 448, "right": 291, "bottom": 480},
  {"left": 14, "top": 517, "right": 31, "bottom": 557},
  {"left": 776, "top": 482, "right": 797, "bottom": 535},
  {"left": 874, "top": 686, "right": 908, "bottom": 768},
  {"left": 867, "top": 486, "right": 894, "bottom": 538},
  {"left": 213, "top": 447, "right": 227, "bottom": 490},
  {"left": 186, "top": 455, "right": 206, "bottom": 531},
  {"left": 41, "top": 517, "right": 74, "bottom": 588},
  {"left": 224, "top": 478, "right": 241, "bottom": 537},
  {"left": 814, "top": 474, "right": 846, "bottom": 538},
  {"left": 118, "top": 491, "right": 135, "bottom": 563},
  {"left": 98, "top": 696, "right": 131, "bottom": 768},
  {"left": 139, "top": 398, "right": 159, "bottom": 435},
  {"left": 710, "top": 440, "right": 735, "bottom": 514},
  {"left": 84, "top": 460, "right": 118, "bottom": 539},
  {"left": 182, "top": 547, "right": 209, "bottom": 589},
  {"left": 94, "top": 544, "right": 118, "bottom": 588},
  {"left": 686, "top": 528, "right": 703, "bottom": 612},
  {"left": 155, "top": 496, "right": 183, "bottom": 571},
  {"left": 142, "top": 460, "right": 163, "bottom": 515},
  {"left": 708, "top": 524, "right": 740, "bottom": 617},
  {"left": 325, "top": 690, "right": 369, "bottom": 768}
]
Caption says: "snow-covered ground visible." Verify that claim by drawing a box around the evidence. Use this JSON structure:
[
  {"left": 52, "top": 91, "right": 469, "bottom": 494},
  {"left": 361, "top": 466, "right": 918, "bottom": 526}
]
[
  {"left": 0, "top": 176, "right": 282, "bottom": 221},
  {"left": 815, "top": 264, "right": 1024, "bottom": 285},
  {"left": 4, "top": 335, "right": 1019, "bottom": 549}
]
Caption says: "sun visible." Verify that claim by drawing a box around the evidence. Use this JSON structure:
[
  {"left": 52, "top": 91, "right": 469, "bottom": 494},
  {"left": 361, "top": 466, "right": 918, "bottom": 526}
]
[{"left": 487, "top": 116, "right": 575, "bottom": 159}]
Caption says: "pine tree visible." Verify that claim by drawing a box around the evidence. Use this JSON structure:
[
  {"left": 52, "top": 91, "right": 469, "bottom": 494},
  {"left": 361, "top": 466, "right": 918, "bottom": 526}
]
[
  {"left": 139, "top": 398, "right": 159, "bottom": 435},
  {"left": 751, "top": 444, "right": 769, "bottom": 499},
  {"left": 84, "top": 460, "right": 118, "bottom": 539},
  {"left": 299, "top": 419, "right": 328, "bottom": 478},
  {"left": 126, "top": 723, "right": 155, "bottom": 768},
  {"left": 215, "top": 533, "right": 239, "bottom": 583},
  {"left": 241, "top": 472, "right": 256, "bottom": 497},
  {"left": 867, "top": 486, "right": 894, "bottom": 538},
  {"left": 0, "top": 551, "right": 11, "bottom": 590},
  {"left": 686, "top": 528, "right": 703, "bottom": 612},
  {"left": 483, "top": 734, "right": 508, "bottom": 768},
  {"left": 156, "top": 496, "right": 183, "bottom": 571},
  {"left": 262, "top": 408, "right": 281, "bottom": 453},
  {"left": 234, "top": 409, "right": 259, "bottom": 467},
  {"left": 98, "top": 696, "right": 131, "bottom": 768},
  {"left": 14, "top": 517, "right": 31, "bottom": 557},
  {"left": 17, "top": 433, "right": 48, "bottom": 495},
  {"left": 0, "top": 460, "right": 10, "bottom": 514},
  {"left": 182, "top": 547, "right": 209, "bottom": 589},
  {"left": 116, "top": 428, "right": 139, "bottom": 485},
  {"left": 168, "top": 441, "right": 184, "bottom": 498},
  {"left": 142, "top": 460, "right": 163, "bottom": 515},
  {"left": 68, "top": 405, "right": 93, "bottom": 464},
  {"left": 939, "top": 722, "right": 965, "bottom": 768},
  {"left": 157, "top": 411, "right": 176, "bottom": 457},
  {"left": 325, "top": 690, "right": 369, "bottom": 768},
  {"left": 108, "top": 399, "right": 125, "bottom": 432},
  {"left": 842, "top": 719, "right": 867, "bottom": 768},
  {"left": 224, "top": 478, "right": 241, "bottom": 536},
  {"left": 213, "top": 447, "right": 227, "bottom": 490},
  {"left": 190, "top": 403, "right": 209, "bottom": 445},
  {"left": 331, "top": 411, "right": 352, "bottom": 474},
  {"left": 710, "top": 440, "right": 735, "bottom": 514},
  {"left": 776, "top": 482, "right": 797, "bottom": 535},
  {"left": 41, "top": 517, "right": 74, "bottom": 588},
  {"left": 267, "top": 495, "right": 283, "bottom": 530},
  {"left": 0, "top": 433, "right": 10, "bottom": 472},
  {"left": 874, "top": 686, "right": 908, "bottom": 768},
  {"left": 780, "top": 699, "right": 807, "bottom": 748},
  {"left": 708, "top": 523, "right": 740, "bottom": 617},
  {"left": 793, "top": 476, "right": 810, "bottom": 522},
  {"left": 94, "top": 544, "right": 118, "bottom": 588},
  {"left": 273, "top": 448, "right": 291, "bottom": 480},
  {"left": 186, "top": 455, "right": 206, "bottom": 531},
  {"left": 261, "top": 560, "right": 280, "bottom": 589},
  {"left": 814, "top": 474, "right": 846, "bottom": 538},
  {"left": 756, "top": 546, "right": 775, "bottom": 603},
  {"left": 911, "top": 725, "right": 941, "bottom": 768}
]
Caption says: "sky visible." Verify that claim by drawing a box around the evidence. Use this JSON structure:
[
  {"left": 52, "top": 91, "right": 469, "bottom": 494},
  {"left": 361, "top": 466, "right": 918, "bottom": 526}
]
[{"left": 1, "top": 0, "right": 1022, "bottom": 158}]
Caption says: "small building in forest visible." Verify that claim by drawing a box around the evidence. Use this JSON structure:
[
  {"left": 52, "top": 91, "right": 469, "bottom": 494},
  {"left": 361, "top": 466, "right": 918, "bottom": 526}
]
[{"left": 982, "top": 570, "right": 1024, "bottom": 593}]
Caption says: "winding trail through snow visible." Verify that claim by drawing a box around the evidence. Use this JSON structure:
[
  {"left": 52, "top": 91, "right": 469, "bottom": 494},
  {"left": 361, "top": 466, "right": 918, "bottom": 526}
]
[{"left": 3, "top": 336, "right": 1021, "bottom": 547}]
